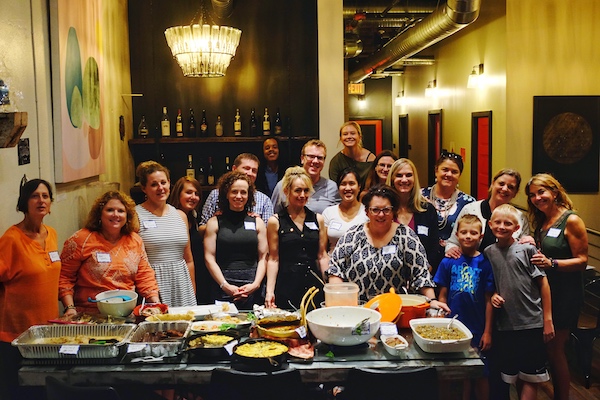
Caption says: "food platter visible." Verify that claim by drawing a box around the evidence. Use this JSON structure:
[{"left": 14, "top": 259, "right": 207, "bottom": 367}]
[
  {"left": 182, "top": 330, "right": 240, "bottom": 360},
  {"left": 126, "top": 321, "right": 190, "bottom": 358},
  {"left": 409, "top": 318, "right": 473, "bottom": 353},
  {"left": 168, "top": 302, "right": 239, "bottom": 320}
]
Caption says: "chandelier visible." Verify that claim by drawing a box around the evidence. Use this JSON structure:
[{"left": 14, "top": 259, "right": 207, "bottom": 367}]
[{"left": 164, "top": 2, "right": 241, "bottom": 78}]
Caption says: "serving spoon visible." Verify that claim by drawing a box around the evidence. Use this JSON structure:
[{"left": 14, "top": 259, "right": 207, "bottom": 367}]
[{"left": 88, "top": 295, "right": 133, "bottom": 303}]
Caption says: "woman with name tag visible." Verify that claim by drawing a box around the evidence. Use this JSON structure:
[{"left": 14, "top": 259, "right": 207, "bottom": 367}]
[
  {"left": 265, "top": 166, "right": 329, "bottom": 309},
  {"left": 0, "top": 179, "right": 60, "bottom": 400},
  {"left": 59, "top": 191, "right": 160, "bottom": 316},
  {"left": 526, "top": 173, "right": 588, "bottom": 400},
  {"left": 135, "top": 161, "right": 196, "bottom": 307},
  {"left": 322, "top": 167, "right": 369, "bottom": 253},
  {"left": 387, "top": 158, "right": 441, "bottom": 271},
  {"left": 204, "top": 171, "right": 268, "bottom": 308},
  {"left": 327, "top": 184, "right": 449, "bottom": 312}
]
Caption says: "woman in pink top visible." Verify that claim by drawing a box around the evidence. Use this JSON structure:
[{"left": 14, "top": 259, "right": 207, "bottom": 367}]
[{"left": 60, "top": 191, "right": 159, "bottom": 316}]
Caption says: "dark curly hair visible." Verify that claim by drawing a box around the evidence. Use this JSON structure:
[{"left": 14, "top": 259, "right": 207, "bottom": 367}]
[
  {"left": 85, "top": 191, "right": 139, "bottom": 234},
  {"left": 361, "top": 184, "right": 400, "bottom": 214},
  {"left": 217, "top": 171, "right": 255, "bottom": 213}
]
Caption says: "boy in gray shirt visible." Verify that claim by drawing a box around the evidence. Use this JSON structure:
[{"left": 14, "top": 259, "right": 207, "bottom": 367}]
[{"left": 484, "top": 204, "right": 554, "bottom": 399}]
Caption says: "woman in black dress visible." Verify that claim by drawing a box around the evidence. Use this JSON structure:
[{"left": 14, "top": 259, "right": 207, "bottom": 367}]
[
  {"left": 265, "top": 166, "right": 329, "bottom": 309},
  {"left": 204, "top": 171, "right": 268, "bottom": 308}
]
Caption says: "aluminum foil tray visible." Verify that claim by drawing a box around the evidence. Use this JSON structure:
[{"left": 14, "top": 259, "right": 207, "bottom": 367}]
[
  {"left": 126, "top": 321, "right": 190, "bottom": 358},
  {"left": 11, "top": 324, "right": 136, "bottom": 359}
]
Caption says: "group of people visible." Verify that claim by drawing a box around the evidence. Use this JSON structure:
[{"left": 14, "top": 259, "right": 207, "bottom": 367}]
[{"left": 0, "top": 120, "right": 590, "bottom": 400}]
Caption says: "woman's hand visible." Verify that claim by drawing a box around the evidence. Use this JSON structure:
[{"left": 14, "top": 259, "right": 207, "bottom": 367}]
[
  {"left": 530, "top": 250, "right": 552, "bottom": 269},
  {"left": 491, "top": 293, "right": 505, "bottom": 308},
  {"left": 234, "top": 283, "right": 258, "bottom": 301},
  {"left": 264, "top": 292, "right": 276, "bottom": 308},
  {"left": 63, "top": 307, "right": 78, "bottom": 317},
  {"left": 429, "top": 299, "right": 450, "bottom": 313},
  {"left": 518, "top": 235, "right": 536, "bottom": 246},
  {"left": 444, "top": 246, "right": 462, "bottom": 259}
]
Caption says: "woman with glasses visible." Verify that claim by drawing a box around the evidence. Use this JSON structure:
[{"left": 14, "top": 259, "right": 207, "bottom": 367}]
[
  {"left": 386, "top": 159, "right": 441, "bottom": 270},
  {"left": 422, "top": 152, "right": 475, "bottom": 269},
  {"left": 265, "top": 166, "right": 329, "bottom": 309},
  {"left": 327, "top": 184, "right": 449, "bottom": 312},
  {"left": 329, "top": 121, "right": 376, "bottom": 187},
  {"left": 360, "top": 150, "right": 398, "bottom": 200},
  {"left": 322, "top": 167, "right": 369, "bottom": 253}
]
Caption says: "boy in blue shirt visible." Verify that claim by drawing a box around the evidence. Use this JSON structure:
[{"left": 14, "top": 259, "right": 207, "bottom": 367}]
[
  {"left": 484, "top": 204, "right": 554, "bottom": 400},
  {"left": 434, "top": 213, "right": 494, "bottom": 400}
]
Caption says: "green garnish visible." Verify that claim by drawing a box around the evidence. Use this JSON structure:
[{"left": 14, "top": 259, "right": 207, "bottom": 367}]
[{"left": 325, "top": 350, "right": 335, "bottom": 359}]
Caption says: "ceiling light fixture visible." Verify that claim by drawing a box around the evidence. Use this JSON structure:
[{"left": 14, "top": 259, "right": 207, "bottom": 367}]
[
  {"left": 164, "top": 0, "right": 241, "bottom": 77},
  {"left": 467, "top": 63, "right": 484, "bottom": 89},
  {"left": 395, "top": 91, "right": 405, "bottom": 107}
]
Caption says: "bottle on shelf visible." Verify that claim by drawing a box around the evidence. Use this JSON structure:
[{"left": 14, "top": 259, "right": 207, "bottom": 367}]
[
  {"left": 200, "top": 109, "right": 208, "bottom": 137},
  {"left": 197, "top": 161, "right": 206, "bottom": 185},
  {"left": 225, "top": 156, "right": 231, "bottom": 172},
  {"left": 215, "top": 115, "right": 224, "bottom": 137},
  {"left": 186, "top": 154, "right": 195, "bottom": 179},
  {"left": 137, "top": 115, "right": 149, "bottom": 138},
  {"left": 234, "top": 108, "right": 242, "bottom": 136},
  {"left": 188, "top": 108, "right": 197, "bottom": 137},
  {"left": 176, "top": 109, "right": 184, "bottom": 137},
  {"left": 249, "top": 108, "right": 258, "bottom": 136},
  {"left": 274, "top": 108, "right": 282, "bottom": 135},
  {"left": 207, "top": 157, "right": 215, "bottom": 185},
  {"left": 262, "top": 108, "right": 271, "bottom": 136},
  {"left": 161, "top": 106, "right": 170, "bottom": 137}
]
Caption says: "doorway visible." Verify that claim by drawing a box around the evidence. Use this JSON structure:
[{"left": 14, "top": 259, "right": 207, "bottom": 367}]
[
  {"left": 471, "top": 111, "right": 492, "bottom": 199},
  {"left": 427, "top": 110, "right": 443, "bottom": 185}
]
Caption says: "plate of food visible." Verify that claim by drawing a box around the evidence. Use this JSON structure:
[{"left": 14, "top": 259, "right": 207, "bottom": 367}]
[
  {"left": 133, "top": 303, "right": 169, "bottom": 318},
  {"left": 169, "top": 302, "right": 239, "bottom": 320},
  {"left": 380, "top": 334, "right": 408, "bottom": 356}
]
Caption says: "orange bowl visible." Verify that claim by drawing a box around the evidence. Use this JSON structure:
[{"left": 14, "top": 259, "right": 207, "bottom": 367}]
[{"left": 364, "top": 288, "right": 402, "bottom": 323}]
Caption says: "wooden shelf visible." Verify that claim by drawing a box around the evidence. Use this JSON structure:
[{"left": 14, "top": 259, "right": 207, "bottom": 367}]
[
  {"left": 128, "top": 135, "right": 314, "bottom": 145},
  {"left": 0, "top": 111, "right": 27, "bottom": 148}
]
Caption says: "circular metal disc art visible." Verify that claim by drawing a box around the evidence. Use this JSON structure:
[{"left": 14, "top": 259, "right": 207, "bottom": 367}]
[{"left": 543, "top": 112, "right": 593, "bottom": 164}]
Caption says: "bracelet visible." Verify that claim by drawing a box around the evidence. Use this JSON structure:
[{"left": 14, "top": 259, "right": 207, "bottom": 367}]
[
  {"left": 219, "top": 281, "right": 227, "bottom": 289},
  {"left": 65, "top": 305, "right": 76, "bottom": 310},
  {"left": 427, "top": 297, "right": 438, "bottom": 302},
  {"left": 551, "top": 258, "right": 558, "bottom": 269}
]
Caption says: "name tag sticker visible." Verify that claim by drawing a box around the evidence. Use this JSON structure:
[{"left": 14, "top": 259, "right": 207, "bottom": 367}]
[
  {"left": 49, "top": 251, "right": 60, "bottom": 262},
  {"left": 382, "top": 245, "right": 397, "bottom": 255},
  {"left": 547, "top": 228, "right": 561, "bottom": 238},
  {"left": 59, "top": 345, "right": 80, "bottom": 355},
  {"left": 329, "top": 222, "right": 342, "bottom": 231},
  {"left": 97, "top": 252, "right": 112, "bottom": 263},
  {"left": 295, "top": 325, "right": 308, "bottom": 339},
  {"left": 305, "top": 222, "right": 318, "bottom": 230},
  {"left": 417, "top": 225, "right": 429, "bottom": 236},
  {"left": 244, "top": 221, "right": 256, "bottom": 230},
  {"left": 143, "top": 220, "right": 157, "bottom": 229}
]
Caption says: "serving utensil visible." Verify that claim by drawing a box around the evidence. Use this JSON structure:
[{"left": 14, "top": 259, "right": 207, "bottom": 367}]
[
  {"left": 88, "top": 295, "right": 133, "bottom": 303},
  {"left": 446, "top": 314, "right": 458, "bottom": 329}
]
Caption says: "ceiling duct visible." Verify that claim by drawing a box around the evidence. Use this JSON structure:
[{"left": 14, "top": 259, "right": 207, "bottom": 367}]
[{"left": 348, "top": 0, "right": 481, "bottom": 83}]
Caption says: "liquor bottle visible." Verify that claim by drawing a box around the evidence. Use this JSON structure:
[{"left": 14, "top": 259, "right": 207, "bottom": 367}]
[
  {"left": 234, "top": 108, "right": 242, "bottom": 136},
  {"left": 200, "top": 110, "right": 208, "bottom": 137},
  {"left": 186, "top": 154, "right": 195, "bottom": 179},
  {"left": 215, "top": 115, "right": 223, "bottom": 137},
  {"left": 160, "top": 106, "right": 170, "bottom": 137},
  {"left": 262, "top": 108, "right": 271, "bottom": 136},
  {"left": 197, "top": 161, "right": 206, "bottom": 185},
  {"left": 225, "top": 156, "right": 231, "bottom": 172},
  {"left": 188, "top": 108, "right": 197, "bottom": 137},
  {"left": 137, "top": 115, "right": 149, "bottom": 138},
  {"left": 274, "top": 108, "right": 282, "bottom": 135},
  {"left": 207, "top": 157, "right": 215, "bottom": 185},
  {"left": 176, "top": 109, "right": 184, "bottom": 137},
  {"left": 249, "top": 108, "right": 258, "bottom": 137}
]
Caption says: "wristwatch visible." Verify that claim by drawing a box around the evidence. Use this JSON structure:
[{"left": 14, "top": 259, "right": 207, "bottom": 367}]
[{"left": 550, "top": 258, "right": 559, "bottom": 269}]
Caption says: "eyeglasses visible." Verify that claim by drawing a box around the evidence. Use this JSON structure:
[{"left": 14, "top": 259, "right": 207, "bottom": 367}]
[
  {"left": 303, "top": 154, "right": 325, "bottom": 162},
  {"left": 377, "top": 163, "right": 393, "bottom": 169},
  {"left": 368, "top": 206, "right": 394, "bottom": 215}
]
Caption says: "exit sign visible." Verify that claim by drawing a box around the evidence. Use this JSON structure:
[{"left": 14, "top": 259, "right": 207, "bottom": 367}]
[{"left": 348, "top": 83, "right": 365, "bottom": 95}]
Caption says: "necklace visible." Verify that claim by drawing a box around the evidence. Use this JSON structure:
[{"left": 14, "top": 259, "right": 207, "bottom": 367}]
[{"left": 429, "top": 184, "right": 459, "bottom": 230}]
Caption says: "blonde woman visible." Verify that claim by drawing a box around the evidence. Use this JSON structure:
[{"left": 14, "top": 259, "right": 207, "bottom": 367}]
[
  {"left": 329, "top": 121, "right": 376, "bottom": 186},
  {"left": 265, "top": 166, "right": 329, "bottom": 309}
]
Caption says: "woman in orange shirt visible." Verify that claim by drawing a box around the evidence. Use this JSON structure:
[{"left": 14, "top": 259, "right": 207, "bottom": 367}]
[
  {"left": 0, "top": 178, "right": 60, "bottom": 399},
  {"left": 59, "top": 190, "right": 160, "bottom": 316}
]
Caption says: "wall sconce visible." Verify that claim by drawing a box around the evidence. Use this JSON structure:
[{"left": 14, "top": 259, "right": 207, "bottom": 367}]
[
  {"left": 395, "top": 91, "right": 404, "bottom": 106},
  {"left": 467, "top": 63, "right": 484, "bottom": 88},
  {"left": 357, "top": 94, "right": 367, "bottom": 108},
  {"left": 425, "top": 80, "right": 437, "bottom": 97}
]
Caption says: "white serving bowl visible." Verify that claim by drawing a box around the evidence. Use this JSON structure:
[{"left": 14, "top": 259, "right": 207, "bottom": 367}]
[
  {"left": 380, "top": 334, "right": 408, "bottom": 356},
  {"left": 95, "top": 289, "right": 138, "bottom": 317},
  {"left": 409, "top": 317, "right": 473, "bottom": 353},
  {"left": 306, "top": 306, "right": 381, "bottom": 346}
]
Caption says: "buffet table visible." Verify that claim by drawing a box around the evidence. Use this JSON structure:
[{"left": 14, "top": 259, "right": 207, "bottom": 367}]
[{"left": 18, "top": 330, "right": 484, "bottom": 387}]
